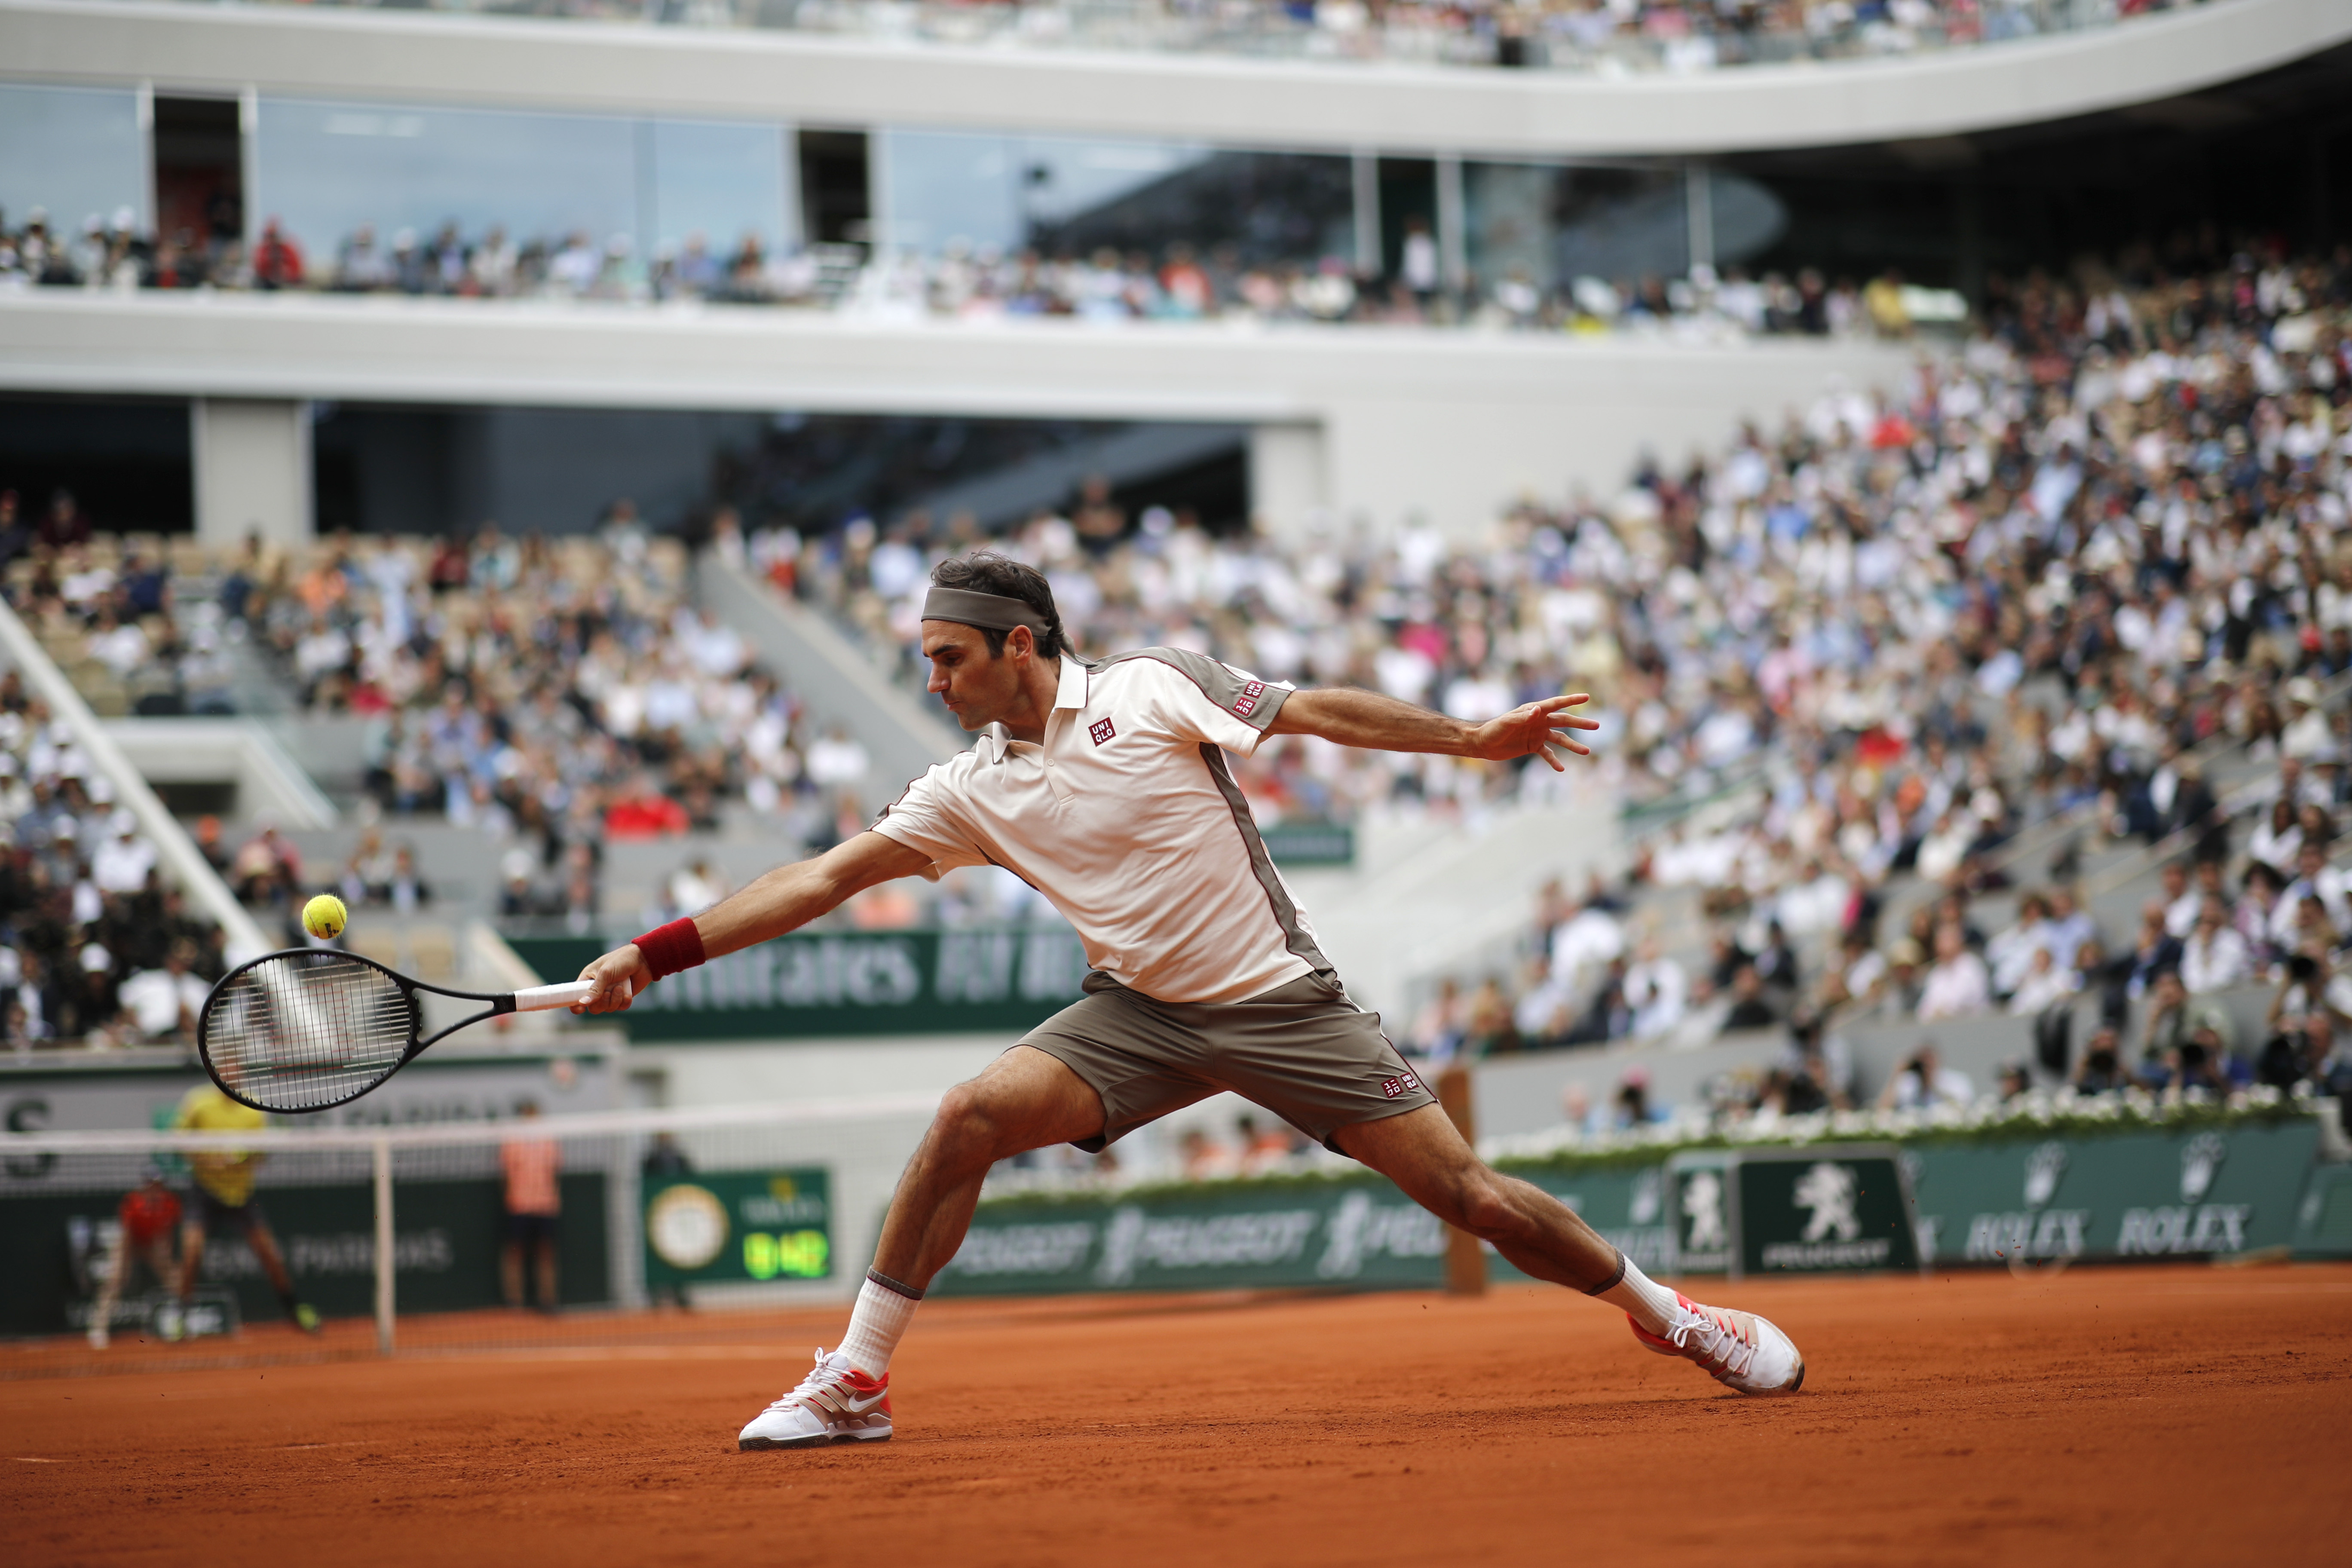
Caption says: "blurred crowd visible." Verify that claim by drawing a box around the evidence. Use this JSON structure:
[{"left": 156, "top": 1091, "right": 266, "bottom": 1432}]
[
  {"left": 0, "top": 202, "right": 1957, "bottom": 341},
  {"left": 0, "top": 675, "right": 228, "bottom": 1047},
  {"left": 1379, "top": 239, "right": 2352, "bottom": 1115},
  {"left": 775, "top": 236, "right": 2352, "bottom": 1112},
  {"left": 5, "top": 514, "right": 885, "bottom": 934},
  {"left": 112, "top": 0, "right": 2163, "bottom": 74},
  {"left": 768, "top": 244, "right": 2352, "bottom": 838}
]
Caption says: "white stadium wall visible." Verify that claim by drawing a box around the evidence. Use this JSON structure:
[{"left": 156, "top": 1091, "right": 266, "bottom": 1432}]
[
  {"left": 0, "top": 291, "right": 1917, "bottom": 541},
  {"left": 3, "top": 0, "right": 2348, "bottom": 157}
]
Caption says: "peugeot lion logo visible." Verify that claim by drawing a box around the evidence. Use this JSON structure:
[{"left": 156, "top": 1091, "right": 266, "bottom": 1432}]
[
  {"left": 1794, "top": 1162, "right": 1862, "bottom": 1243},
  {"left": 1682, "top": 1171, "right": 1727, "bottom": 1251}
]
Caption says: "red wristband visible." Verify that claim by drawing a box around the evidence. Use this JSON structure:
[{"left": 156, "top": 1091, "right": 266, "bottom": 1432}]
[{"left": 632, "top": 917, "right": 706, "bottom": 982}]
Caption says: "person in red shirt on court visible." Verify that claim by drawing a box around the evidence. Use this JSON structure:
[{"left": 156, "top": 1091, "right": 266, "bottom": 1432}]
[{"left": 87, "top": 1170, "right": 181, "bottom": 1349}]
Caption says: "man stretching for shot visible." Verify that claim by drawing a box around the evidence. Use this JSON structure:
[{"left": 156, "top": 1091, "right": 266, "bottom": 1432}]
[{"left": 576, "top": 554, "right": 1804, "bottom": 1448}]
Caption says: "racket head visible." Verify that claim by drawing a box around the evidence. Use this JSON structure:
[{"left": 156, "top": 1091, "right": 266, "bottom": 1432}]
[{"left": 197, "top": 949, "right": 424, "bottom": 1114}]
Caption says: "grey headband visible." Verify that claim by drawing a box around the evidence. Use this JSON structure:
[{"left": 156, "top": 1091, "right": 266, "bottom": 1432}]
[{"left": 921, "top": 586, "right": 1052, "bottom": 635}]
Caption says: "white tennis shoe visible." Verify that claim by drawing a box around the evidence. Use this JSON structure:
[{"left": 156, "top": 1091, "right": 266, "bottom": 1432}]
[
  {"left": 1630, "top": 1292, "right": 1805, "bottom": 1396},
  {"left": 738, "top": 1348, "right": 894, "bottom": 1450}
]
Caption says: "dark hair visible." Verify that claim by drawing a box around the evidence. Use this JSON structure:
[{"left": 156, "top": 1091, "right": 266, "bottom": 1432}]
[{"left": 929, "top": 552, "right": 1071, "bottom": 660}]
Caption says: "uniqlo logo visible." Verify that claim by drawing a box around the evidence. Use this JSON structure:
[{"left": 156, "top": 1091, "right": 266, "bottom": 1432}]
[
  {"left": 1233, "top": 680, "right": 1266, "bottom": 718},
  {"left": 1383, "top": 1073, "right": 1421, "bottom": 1100},
  {"left": 1089, "top": 717, "right": 1116, "bottom": 746}
]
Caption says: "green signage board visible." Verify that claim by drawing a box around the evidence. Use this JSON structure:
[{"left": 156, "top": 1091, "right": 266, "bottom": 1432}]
[
  {"left": 643, "top": 1168, "right": 833, "bottom": 1286},
  {"left": 1665, "top": 1152, "right": 1736, "bottom": 1275},
  {"left": 1735, "top": 1147, "right": 1920, "bottom": 1276},
  {"left": 933, "top": 1178, "right": 1447, "bottom": 1297},
  {"left": 939, "top": 1167, "right": 1676, "bottom": 1299},
  {"left": 0, "top": 1175, "right": 610, "bottom": 1335},
  {"left": 1501, "top": 1164, "right": 1677, "bottom": 1278},
  {"left": 1904, "top": 1118, "right": 2320, "bottom": 1265},
  {"left": 934, "top": 1117, "right": 2326, "bottom": 1300},
  {"left": 2292, "top": 1165, "right": 2352, "bottom": 1258},
  {"left": 508, "top": 928, "right": 1091, "bottom": 1041}
]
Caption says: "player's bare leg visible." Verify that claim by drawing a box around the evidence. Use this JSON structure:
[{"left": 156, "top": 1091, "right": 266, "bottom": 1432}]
[
  {"left": 738, "top": 1047, "right": 1106, "bottom": 1450},
  {"left": 184, "top": 1219, "right": 320, "bottom": 1336},
  {"left": 1338, "top": 1106, "right": 1804, "bottom": 1395},
  {"left": 871, "top": 1045, "right": 1108, "bottom": 1286}
]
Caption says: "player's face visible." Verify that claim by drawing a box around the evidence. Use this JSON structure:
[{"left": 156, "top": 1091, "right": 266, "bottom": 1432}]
[{"left": 922, "top": 620, "right": 1025, "bottom": 730}]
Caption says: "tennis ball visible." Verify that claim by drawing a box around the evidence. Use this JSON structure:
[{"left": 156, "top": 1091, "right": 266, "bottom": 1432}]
[{"left": 303, "top": 893, "right": 348, "bottom": 941}]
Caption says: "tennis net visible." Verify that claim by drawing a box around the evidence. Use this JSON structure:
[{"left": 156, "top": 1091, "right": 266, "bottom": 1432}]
[{"left": 0, "top": 1095, "right": 941, "bottom": 1377}]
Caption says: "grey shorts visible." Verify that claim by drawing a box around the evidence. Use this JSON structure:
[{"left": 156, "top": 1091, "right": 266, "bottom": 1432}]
[{"left": 1019, "top": 969, "right": 1436, "bottom": 1154}]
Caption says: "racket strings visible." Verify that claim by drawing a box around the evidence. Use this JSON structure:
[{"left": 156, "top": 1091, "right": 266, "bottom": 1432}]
[{"left": 203, "top": 954, "right": 417, "bottom": 1113}]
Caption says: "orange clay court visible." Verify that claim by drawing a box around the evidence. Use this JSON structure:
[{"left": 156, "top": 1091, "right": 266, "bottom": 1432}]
[{"left": 7, "top": 1265, "right": 2350, "bottom": 1568}]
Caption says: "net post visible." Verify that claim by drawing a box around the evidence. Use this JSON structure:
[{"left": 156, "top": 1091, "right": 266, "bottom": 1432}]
[
  {"left": 1436, "top": 1064, "right": 1487, "bottom": 1297},
  {"left": 372, "top": 1136, "right": 395, "bottom": 1357}
]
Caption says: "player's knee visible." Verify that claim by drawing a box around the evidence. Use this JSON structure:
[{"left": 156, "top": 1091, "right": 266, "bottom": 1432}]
[{"left": 931, "top": 1083, "right": 1011, "bottom": 1166}]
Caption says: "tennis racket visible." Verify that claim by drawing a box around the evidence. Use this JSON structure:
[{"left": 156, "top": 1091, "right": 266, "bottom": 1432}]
[{"left": 196, "top": 949, "right": 594, "bottom": 1115}]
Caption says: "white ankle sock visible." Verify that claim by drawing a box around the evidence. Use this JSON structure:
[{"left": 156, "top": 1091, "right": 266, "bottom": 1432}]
[
  {"left": 1592, "top": 1256, "right": 1683, "bottom": 1336},
  {"left": 837, "top": 1271, "right": 922, "bottom": 1374}
]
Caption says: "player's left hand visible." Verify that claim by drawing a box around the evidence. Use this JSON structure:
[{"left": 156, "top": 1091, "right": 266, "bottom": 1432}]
[{"left": 1468, "top": 693, "right": 1599, "bottom": 771}]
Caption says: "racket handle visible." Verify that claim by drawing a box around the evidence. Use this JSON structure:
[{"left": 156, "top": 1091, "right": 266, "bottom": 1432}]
[{"left": 507, "top": 980, "right": 596, "bottom": 1013}]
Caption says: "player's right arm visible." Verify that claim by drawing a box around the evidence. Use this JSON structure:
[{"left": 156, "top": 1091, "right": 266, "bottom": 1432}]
[{"left": 574, "top": 830, "right": 932, "bottom": 1014}]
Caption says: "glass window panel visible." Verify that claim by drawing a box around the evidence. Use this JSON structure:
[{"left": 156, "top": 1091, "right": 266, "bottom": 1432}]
[
  {"left": 0, "top": 84, "right": 146, "bottom": 235},
  {"left": 1466, "top": 162, "right": 1786, "bottom": 293},
  {"left": 879, "top": 130, "right": 1024, "bottom": 254},
  {"left": 882, "top": 130, "right": 1348, "bottom": 268},
  {"left": 251, "top": 97, "right": 637, "bottom": 260},
  {"left": 1709, "top": 172, "right": 1788, "bottom": 269},
  {"left": 649, "top": 118, "right": 789, "bottom": 258},
  {"left": 1041, "top": 150, "right": 1353, "bottom": 269}
]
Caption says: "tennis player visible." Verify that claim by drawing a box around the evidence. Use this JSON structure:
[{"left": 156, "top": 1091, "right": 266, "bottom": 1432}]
[
  {"left": 576, "top": 554, "right": 1804, "bottom": 1448},
  {"left": 172, "top": 1084, "right": 322, "bottom": 1337}
]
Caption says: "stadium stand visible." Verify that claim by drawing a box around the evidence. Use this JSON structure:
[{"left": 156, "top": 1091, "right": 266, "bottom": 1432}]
[
  {"left": 0, "top": 203, "right": 1966, "bottom": 337},
  {"left": 753, "top": 236, "right": 2352, "bottom": 1131},
  {"left": 58, "top": 0, "right": 2186, "bottom": 73}
]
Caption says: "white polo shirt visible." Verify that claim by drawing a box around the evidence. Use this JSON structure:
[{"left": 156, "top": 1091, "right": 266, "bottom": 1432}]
[{"left": 873, "top": 649, "right": 1330, "bottom": 1006}]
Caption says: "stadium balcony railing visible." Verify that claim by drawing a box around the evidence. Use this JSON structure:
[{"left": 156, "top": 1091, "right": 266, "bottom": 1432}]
[{"left": 70, "top": 0, "right": 2154, "bottom": 74}]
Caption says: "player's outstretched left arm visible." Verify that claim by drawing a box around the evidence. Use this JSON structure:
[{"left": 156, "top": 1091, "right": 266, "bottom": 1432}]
[
  {"left": 573, "top": 830, "right": 933, "bottom": 1014},
  {"left": 1267, "top": 687, "right": 1599, "bottom": 771}
]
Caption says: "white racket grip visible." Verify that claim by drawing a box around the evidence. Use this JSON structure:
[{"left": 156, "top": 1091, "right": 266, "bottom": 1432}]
[{"left": 510, "top": 980, "right": 595, "bottom": 1012}]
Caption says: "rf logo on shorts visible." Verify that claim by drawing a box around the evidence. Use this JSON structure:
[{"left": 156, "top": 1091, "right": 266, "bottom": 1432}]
[{"left": 1089, "top": 717, "right": 1116, "bottom": 746}]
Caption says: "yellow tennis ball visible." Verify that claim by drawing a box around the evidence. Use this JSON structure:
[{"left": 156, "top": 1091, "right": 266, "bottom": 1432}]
[{"left": 303, "top": 893, "right": 348, "bottom": 941}]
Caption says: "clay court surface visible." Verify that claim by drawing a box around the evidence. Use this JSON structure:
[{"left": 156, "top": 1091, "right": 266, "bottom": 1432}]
[{"left": 7, "top": 1265, "right": 2350, "bottom": 1567}]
